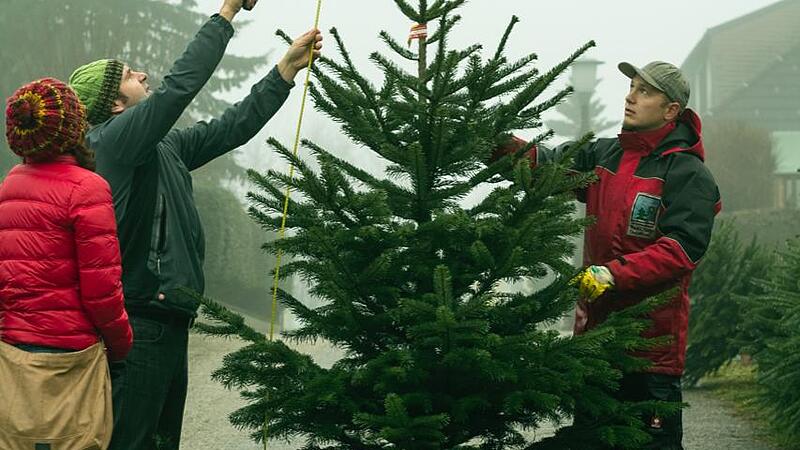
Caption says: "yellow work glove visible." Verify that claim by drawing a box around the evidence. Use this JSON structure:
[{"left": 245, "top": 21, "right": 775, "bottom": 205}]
[{"left": 573, "top": 265, "right": 615, "bottom": 302}]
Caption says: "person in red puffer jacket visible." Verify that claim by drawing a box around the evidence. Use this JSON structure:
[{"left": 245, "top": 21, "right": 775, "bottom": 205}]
[{"left": 0, "top": 78, "right": 132, "bottom": 362}]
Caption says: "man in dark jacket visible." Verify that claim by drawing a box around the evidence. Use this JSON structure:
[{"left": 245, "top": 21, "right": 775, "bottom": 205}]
[
  {"left": 500, "top": 61, "right": 720, "bottom": 449},
  {"left": 68, "top": 0, "right": 322, "bottom": 448}
]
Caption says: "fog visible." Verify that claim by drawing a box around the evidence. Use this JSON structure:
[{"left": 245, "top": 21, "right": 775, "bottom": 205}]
[
  {"left": 190, "top": 0, "right": 782, "bottom": 173},
  {"left": 2, "top": 2, "right": 798, "bottom": 448}
]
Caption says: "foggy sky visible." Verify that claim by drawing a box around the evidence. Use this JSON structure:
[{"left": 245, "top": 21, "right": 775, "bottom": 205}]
[{"left": 189, "top": 0, "right": 782, "bottom": 174}]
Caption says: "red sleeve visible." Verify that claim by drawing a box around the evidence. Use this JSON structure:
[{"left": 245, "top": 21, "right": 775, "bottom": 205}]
[
  {"left": 490, "top": 136, "right": 600, "bottom": 173},
  {"left": 606, "top": 237, "right": 696, "bottom": 291},
  {"left": 69, "top": 174, "right": 132, "bottom": 361},
  {"left": 489, "top": 135, "right": 538, "bottom": 166}
]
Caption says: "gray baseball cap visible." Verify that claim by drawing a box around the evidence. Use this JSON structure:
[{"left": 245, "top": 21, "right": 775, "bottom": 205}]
[{"left": 618, "top": 61, "right": 690, "bottom": 109}]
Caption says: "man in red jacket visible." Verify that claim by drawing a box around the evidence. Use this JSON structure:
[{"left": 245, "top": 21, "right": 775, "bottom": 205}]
[{"left": 502, "top": 61, "right": 720, "bottom": 449}]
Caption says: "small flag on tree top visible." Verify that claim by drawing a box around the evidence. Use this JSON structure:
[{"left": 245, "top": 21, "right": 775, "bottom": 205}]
[{"left": 407, "top": 22, "right": 427, "bottom": 46}]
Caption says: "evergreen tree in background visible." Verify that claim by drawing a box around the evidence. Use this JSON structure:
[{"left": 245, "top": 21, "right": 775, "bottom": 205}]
[
  {"left": 544, "top": 78, "right": 616, "bottom": 140},
  {"left": 703, "top": 120, "right": 775, "bottom": 213},
  {"left": 685, "top": 226, "right": 800, "bottom": 444},
  {"left": 0, "top": 0, "right": 278, "bottom": 312},
  {"left": 746, "top": 238, "right": 800, "bottom": 444},
  {"left": 683, "top": 222, "right": 774, "bottom": 386},
  {"left": 198, "top": 1, "right": 677, "bottom": 447},
  {"left": 0, "top": 0, "right": 261, "bottom": 175}
]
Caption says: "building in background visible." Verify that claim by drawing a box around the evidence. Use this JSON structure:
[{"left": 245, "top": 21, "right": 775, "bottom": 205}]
[{"left": 682, "top": 0, "right": 800, "bottom": 208}]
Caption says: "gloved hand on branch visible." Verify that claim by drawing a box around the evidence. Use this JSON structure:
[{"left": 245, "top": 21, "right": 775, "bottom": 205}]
[{"left": 572, "top": 265, "right": 615, "bottom": 302}]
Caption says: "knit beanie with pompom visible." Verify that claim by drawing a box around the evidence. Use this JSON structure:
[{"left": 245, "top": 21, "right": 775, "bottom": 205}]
[{"left": 5, "top": 77, "right": 87, "bottom": 162}]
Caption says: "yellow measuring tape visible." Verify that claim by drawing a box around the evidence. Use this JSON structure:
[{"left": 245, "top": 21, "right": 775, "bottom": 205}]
[{"left": 265, "top": 0, "right": 323, "bottom": 447}]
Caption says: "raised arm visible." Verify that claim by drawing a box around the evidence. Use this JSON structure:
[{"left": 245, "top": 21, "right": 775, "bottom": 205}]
[
  {"left": 491, "top": 135, "right": 599, "bottom": 173},
  {"left": 166, "top": 28, "right": 323, "bottom": 170},
  {"left": 167, "top": 66, "right": 293, "bottom": 171},
  {"left": 92, "top": 3, "right": 251, "bottom": 166}
]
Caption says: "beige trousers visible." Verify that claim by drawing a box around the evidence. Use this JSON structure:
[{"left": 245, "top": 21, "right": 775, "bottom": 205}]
[{"left": 0, "top": 341, "right": 112, "bottom": 450}]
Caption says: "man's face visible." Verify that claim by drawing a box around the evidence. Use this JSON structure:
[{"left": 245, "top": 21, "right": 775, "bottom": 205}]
[
  {"left": 622, "top": 75, "right": 679, "bottom": 132},
  {"left": 112, "top": 65, "right": 150, "bottom": 114}
]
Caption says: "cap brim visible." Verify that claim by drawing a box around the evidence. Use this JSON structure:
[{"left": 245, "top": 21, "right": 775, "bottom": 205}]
[{"left": 618, "top": 62, "right": 666, "bottom": 94}]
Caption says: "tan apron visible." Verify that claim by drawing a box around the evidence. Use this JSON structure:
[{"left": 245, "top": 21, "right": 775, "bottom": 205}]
[{"left": 0, "top": 341, "right": 112, "bottom": 450}]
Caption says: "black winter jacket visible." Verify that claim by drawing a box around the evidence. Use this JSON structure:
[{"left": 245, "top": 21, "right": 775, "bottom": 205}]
[{"left": 86, "top": 14, "right": 293, "bottom": 317}]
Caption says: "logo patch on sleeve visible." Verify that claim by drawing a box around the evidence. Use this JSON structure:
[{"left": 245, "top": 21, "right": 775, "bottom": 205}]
[{"left": 628, "top": 193, "right": 661, "bottom": 239}]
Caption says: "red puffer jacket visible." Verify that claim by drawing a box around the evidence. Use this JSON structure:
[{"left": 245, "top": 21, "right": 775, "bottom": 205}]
[{"left": 0, "top": 156, "right": 132, "bottom": 361}]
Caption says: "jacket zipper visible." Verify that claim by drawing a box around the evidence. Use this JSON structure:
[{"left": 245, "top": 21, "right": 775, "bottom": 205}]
[{"left": 154, "top": 194, "right": 167, "bottom": 275}]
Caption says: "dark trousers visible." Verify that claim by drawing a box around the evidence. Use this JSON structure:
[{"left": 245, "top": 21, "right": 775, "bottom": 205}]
[
  {"left": 108, "top": 313, "right": 190, "bottom": 450},
  {"left": 616, "top": 372, "right": 684, "bottom": 450},
  {"left": 573, "top": 372, "right": 683, "bottom": 449}
]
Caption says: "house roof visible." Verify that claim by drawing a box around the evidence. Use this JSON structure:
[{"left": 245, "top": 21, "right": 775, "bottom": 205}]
[
  {"left": 682, "top": 0, "right": 800, "bottom": 112},
  {"left": 710, "top": 40, "right": 800, "bottom": 131}
]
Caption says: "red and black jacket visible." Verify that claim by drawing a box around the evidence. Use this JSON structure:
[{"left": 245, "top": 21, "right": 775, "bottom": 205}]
[{"left": 506, "top": 109, "right": 720, "bottom": 375}]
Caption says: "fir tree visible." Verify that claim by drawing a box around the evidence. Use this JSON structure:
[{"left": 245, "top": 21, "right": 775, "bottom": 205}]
[
  {"left": 0, "top": 0, "right": 278, "bottom": 312},
  {"left": 745, "top": 238, "right": 800, "bottom": 444},
  {"left": 703, "top": 120, "right": 775, "bottom": 213},
  {"left": 0, "top": 0, "right": 263, "bottom": 176},
  {"left": 684, "top": 221, "right": 774, "bottom": 386},
  {"left": 544, "top": 79, "right": 616, "bottom": 140},
  {"left": 198, "top": 1, "right": 677, "bottom": 448}
]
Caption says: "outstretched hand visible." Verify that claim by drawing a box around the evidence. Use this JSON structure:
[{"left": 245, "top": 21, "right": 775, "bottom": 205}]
[
  {"left": 219, "top": 0, "right": 257, "bottom": 22},
  {"left": 277, "top": 29, "right": 324, "bottom": 83}
]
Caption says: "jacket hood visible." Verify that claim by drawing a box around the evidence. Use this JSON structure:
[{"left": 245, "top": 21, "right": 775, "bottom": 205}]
[{"left": 656, "top": 108, "right": 705, "bottom": 161}]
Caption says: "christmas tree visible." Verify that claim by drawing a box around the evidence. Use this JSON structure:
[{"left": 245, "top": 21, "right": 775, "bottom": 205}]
[
  {"left": 198, "top": 1, "right": 677, "bottom": 448},
  {"left": 744, "top": 238, "right": 800, "bottom": 444},
  {"left": 545, "top": 79, "right": 617, "bottom": 140},
  {"left": 684, "top": 222, "right": 774, "bottom": 386}
]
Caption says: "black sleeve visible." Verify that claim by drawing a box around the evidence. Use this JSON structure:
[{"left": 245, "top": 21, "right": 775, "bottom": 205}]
[
  {"left": 658, "top": 153, "right": 721, "bottom": 263},
  {"left": 95, "top": 15, "right": 234, "bottom": 167},
  {"left": 165, "top": 65, "right": 294, "bottom": 171}
]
